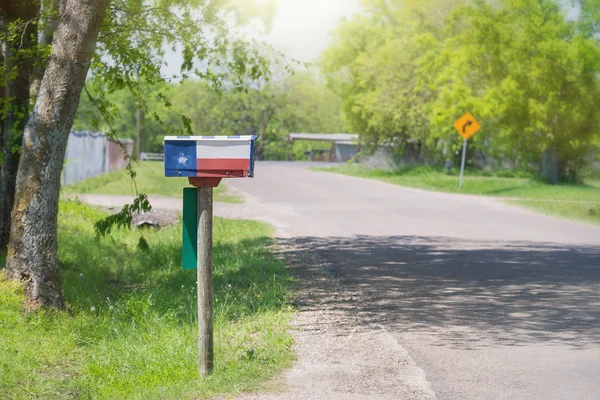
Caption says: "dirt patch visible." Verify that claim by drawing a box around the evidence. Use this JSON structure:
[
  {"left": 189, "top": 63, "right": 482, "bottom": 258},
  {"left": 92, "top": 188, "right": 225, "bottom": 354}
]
[{"left": 131, "top": 209, "right": 179, "bottom": 229}]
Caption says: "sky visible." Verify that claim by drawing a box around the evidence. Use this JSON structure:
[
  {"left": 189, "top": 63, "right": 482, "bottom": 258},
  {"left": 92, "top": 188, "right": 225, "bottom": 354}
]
[
  {"left": 260, "top": 0, "right": 362, "bottom": 63},
  {"left": 162, "top": 0, "right": 362, "bottom": 77}
]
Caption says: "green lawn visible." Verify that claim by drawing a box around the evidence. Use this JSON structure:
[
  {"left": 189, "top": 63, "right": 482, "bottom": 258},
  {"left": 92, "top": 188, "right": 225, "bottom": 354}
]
[
  {"left": 317, "top": 165, "right": 600, "bottom": 224},
  {"left": 510, "top": 199, "right": 600, "bottom": 224},
  {"left": 0, "top": 201, "right": 293, "bottom": 399},
  {"left": 62, "top": 161, "right": 242, "bottom": 203}
]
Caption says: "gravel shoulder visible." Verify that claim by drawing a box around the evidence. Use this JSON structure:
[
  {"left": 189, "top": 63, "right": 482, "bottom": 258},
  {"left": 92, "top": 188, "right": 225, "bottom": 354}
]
[{"left": 236, "top": 239, "right": 436, "bottom": 400}]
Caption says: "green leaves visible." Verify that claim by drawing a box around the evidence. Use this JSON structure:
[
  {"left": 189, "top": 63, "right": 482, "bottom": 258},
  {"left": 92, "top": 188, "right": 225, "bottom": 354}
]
[
  {"left": 323, "top": 0, "right": 600, "bottom": 179},
  {"left": 93, "top": 194, "right": 152, "bottom": 251},
  {"left": 82, "top": 0, "right": 277, "bottom": 148},
  {"left": 75, "top": 71, "right": 345, "bottom": 160}
]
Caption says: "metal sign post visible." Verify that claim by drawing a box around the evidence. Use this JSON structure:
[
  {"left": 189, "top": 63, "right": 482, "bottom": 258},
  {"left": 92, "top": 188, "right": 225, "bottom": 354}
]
[
  {"left": 164, "top": 135, "right": 258, "bottom": 377},
  {"left": 459, "top": 139, "right": 468, "bottom": 191},
  {"left": 454, "top": 113, "right": 481, "bottom": 191}
]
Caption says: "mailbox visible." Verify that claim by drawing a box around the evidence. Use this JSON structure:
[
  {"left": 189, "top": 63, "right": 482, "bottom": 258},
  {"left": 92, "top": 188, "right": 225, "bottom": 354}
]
[
  {"left": 164, "top": 135, "right": 259, "bottom": 374},
  {"left": 164, "top": 135, "right": 258, "bottom": 183}
]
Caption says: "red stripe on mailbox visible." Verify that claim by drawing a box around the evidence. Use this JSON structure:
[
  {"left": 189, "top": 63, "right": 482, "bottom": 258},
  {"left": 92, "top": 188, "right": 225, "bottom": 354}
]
[{"left": 196, "top": 158, "right": 250, "bottom": 171}]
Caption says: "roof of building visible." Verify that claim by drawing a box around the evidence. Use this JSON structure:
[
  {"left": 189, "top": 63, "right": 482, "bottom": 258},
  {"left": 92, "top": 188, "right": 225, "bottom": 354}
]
[{"left": 288, "top": 133, "right": 359, "bottom": 143}]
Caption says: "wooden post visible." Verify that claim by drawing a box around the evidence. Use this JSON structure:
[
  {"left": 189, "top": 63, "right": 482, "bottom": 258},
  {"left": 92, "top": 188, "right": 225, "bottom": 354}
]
[{"left": 197, "top": 186, "right": 214, "bottom": 376}]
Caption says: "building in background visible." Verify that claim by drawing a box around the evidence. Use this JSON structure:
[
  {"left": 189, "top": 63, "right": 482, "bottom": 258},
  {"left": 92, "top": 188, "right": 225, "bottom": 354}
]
[
  {"left": 62, "top": 131, "right": 133, "bottom": 185},
  {"left": 287, "top": 133, "right": 360, "bottom": 162}
]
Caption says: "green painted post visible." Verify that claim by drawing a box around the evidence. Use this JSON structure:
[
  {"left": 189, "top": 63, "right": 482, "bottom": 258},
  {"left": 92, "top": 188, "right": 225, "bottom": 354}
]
[{"left": 182, "top": 188, "right": 198, "bottom": 270}]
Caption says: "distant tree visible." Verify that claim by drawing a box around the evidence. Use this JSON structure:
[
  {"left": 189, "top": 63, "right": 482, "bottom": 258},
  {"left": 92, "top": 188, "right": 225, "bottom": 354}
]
[
  {"left": 322, "top": 2, "right": 450, "bottom": 158},
  {"left": 323, "top": 0, "right": 600, "bottom": 178},
  {"left": 428, "top": 0, "right": 600, "bottom": 180},
  {"left": 75, "top": 71, "right": 346, "bottom": 161}
]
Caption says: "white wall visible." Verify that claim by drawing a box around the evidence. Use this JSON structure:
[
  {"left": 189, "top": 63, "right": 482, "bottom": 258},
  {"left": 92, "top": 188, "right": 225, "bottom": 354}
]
[{"left": 62, "top": 131, "right": 108, "bottom": 186}]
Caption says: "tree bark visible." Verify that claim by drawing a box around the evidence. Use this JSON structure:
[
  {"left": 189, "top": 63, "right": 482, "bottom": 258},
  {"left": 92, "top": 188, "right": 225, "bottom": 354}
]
[
  {"left": 0, "top": 13, "right": 6, "bottom": 167},
  {"left": 0, "top": 0, "right": 38, "bottom": 250},
  {"left": 5, "top": 0, "right": 109, "bottom": 309}
]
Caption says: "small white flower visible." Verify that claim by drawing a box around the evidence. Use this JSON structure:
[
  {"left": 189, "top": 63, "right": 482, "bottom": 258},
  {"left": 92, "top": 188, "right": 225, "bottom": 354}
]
[
  {"left": 79, "top": 273, "right": 84, "bottom": 277},
  {"left": 90, "top": 306, "right": 96, "bottom": 312},
  {"left": 108, "top": 306, "right": 114, "bottom": 311}
]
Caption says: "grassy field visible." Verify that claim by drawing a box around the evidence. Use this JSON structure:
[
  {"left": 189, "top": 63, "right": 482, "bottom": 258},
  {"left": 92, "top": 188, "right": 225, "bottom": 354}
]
[
  {"left": 0, "top": 201, "right": 293, "bottom": 399},
  {"left": 317, "top": 165, "right": 600, "bottom": 224},
  {"left": 62, "top": 161, "right": 242, "bottom": 203}
]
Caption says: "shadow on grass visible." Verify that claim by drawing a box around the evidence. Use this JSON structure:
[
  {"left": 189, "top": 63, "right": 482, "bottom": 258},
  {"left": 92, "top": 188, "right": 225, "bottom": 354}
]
[
  {"left": 479, "top": 185, "right": 532, "bottom": 196},
  {"left": 280, "top": 236, "right": 600, "bottom": 349},
  {"left": 58, "top": 223, "right": 291, "bottom": 325},
  {"left": 1, "top": 211, "right": 294, "bottom": 399},
  {"left": 483, "top": 180, "right": 600, "bottom": 197}
]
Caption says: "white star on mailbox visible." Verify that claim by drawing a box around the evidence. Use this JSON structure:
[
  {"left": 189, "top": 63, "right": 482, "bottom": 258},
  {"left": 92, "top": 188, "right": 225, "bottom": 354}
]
[{"left": 177, "top": 153, "right": 189, "bottom": 166}]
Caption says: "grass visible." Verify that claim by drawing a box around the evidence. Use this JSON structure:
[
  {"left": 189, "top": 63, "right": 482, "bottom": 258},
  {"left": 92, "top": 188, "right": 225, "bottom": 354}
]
[
  {"left": 510, "top": 200, "right": 600, "bottom": 224},
  {"left": 317, "top": 164, "right": 600, "bottom": 224},
  {"left": 62, "top": 161, "right": 243, "bottom": 204},
  {"left": 0, "top": 201, "right": 294, "bottom": 399}
]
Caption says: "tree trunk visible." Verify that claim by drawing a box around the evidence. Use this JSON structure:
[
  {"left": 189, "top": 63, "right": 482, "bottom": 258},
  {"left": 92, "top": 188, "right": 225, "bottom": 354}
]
[
  {"left": 0, "top": 13, "right": 6, "bottom": 172},
  {"left": 136, "top": 100, "right": 141, "bottom": 159},
  {"left": 0, "top": 0, "right": 38, "bottom": 250},
  {"left": 5, "top": 0, "right": 109, "bottom": 309}
]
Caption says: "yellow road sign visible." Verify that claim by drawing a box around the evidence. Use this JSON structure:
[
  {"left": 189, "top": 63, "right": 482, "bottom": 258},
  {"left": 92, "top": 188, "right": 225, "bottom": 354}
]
[{"left": 454, "top": 113, "right": 481, "bottom": 140}]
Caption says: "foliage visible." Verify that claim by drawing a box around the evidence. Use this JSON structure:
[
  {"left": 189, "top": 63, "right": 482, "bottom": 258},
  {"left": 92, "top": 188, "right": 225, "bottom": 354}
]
[
  {"left": 93, "top": 193, "right": 152, "bottom": 250},
  {"left": 72, "top": 0, "right": 287, "bottom": 157},
  {"left": 67, "top": 0, "right": 282, "bottom": 250},
  {"left": 0, "top": 201, "right": 294, "bottom": 399},
  {"left": 321, "top": 0, "right": 462, "bottom": 157},
  {"left": 90, "top": 0, "right": 272, "bottom": 116},
  {"left": 322, "top": 0, "right": 600, "bottom": 180},
  {"left": 74, "top": 71, "right": 346, "bottom": 160}
]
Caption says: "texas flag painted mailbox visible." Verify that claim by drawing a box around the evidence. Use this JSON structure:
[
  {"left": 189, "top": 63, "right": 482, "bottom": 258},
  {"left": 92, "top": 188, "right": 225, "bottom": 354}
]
[
  {"left": 164, "top": 135, "right": 258, "bottom": 185},
  {"left": 164, "top": 134, "right": 259, "bottom": 272},
  {"left": 164, "top": 135, "right": 259, "bottom": 376}
]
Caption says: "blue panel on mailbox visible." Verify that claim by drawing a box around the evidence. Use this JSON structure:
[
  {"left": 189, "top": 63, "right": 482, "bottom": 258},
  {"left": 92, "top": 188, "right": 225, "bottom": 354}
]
[
  {"left": 164, "top": 140, "right": 197, "bottom": 177},
  {"left": 248, "top": 139, "right": 256, "bottom": 177}
]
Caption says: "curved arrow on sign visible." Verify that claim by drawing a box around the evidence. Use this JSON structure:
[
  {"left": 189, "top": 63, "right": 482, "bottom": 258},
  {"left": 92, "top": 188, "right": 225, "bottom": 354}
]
[{"left": 462, "top": 120, "right": 473, "bottom": 133}]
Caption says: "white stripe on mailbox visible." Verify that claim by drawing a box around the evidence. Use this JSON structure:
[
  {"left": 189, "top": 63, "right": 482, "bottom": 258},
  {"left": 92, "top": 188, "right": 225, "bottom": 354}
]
[
  {"left": 164, "top": 135, "right": 256, "bottom": 142},
  {"left": 196, "top": 141, "right": 251, "bottom": 159}
]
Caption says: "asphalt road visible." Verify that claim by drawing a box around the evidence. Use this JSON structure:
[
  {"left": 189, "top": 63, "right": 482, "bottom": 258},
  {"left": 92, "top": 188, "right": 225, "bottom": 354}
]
[{"left": 228, "top": 162, "right": 600, "bottom": 400}]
